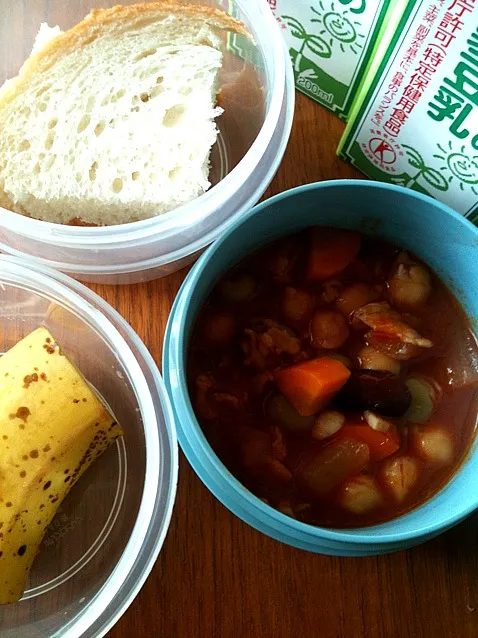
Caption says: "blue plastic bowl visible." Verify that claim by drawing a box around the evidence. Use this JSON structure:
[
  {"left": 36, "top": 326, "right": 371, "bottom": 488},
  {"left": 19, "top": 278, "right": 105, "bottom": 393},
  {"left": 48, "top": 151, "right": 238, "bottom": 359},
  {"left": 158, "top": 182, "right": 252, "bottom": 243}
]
[{"left": 163, "top": 180, "right": 478, "bottom": 555}]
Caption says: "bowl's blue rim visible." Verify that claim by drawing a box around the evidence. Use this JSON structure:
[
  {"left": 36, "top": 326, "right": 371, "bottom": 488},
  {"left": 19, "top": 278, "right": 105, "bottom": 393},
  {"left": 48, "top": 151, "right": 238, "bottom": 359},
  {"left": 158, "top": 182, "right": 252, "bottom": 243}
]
[{"left": 164, "top": 179, "right": 478, "bottom": 546}]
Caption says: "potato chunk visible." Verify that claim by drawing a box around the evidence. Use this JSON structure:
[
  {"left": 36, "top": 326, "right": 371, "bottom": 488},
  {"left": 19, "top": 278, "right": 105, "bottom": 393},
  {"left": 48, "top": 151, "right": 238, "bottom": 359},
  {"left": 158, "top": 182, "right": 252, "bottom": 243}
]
[{"left": 297, "top": 439, "right": 370, "bottom": 497}]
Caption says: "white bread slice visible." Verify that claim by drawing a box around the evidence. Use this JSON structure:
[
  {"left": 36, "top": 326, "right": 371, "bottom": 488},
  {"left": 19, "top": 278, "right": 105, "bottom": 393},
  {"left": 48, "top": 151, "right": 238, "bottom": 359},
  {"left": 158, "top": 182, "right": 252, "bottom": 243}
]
[{"left": 0, "top": 2, "right": 247, "bottom": 226}]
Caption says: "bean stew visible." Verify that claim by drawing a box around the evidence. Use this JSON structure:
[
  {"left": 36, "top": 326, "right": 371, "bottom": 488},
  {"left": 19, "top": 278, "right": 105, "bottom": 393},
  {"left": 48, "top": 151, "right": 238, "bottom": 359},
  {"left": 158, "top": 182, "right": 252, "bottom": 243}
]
[{"left": 187, "top": 228, "right": 478, "bottom": 528}]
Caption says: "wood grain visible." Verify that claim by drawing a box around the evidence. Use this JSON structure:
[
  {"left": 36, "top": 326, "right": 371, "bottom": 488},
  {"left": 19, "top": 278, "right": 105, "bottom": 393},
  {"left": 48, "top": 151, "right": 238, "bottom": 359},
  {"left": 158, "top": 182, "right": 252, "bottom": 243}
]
[
  {"left": 2, "top": 2, "right": 476, "bottom": 631},
  {"left": 89, "top": 92, "right": 478, "bottom": 638}
]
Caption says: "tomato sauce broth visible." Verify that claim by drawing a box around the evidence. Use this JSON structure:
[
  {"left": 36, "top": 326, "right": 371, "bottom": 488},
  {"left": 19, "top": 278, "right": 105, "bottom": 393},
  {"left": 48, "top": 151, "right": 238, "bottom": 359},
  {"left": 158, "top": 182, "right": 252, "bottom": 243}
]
[{"left": 187, "top": 229, "right": 478, "bottom": 528}]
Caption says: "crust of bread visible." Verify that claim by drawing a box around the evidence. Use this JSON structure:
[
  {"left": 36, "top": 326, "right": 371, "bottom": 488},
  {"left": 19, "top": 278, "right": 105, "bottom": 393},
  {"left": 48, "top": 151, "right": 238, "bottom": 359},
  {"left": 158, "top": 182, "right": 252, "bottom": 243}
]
[{"left": 0, "top": 2, "right": 248, "bottom": 106}]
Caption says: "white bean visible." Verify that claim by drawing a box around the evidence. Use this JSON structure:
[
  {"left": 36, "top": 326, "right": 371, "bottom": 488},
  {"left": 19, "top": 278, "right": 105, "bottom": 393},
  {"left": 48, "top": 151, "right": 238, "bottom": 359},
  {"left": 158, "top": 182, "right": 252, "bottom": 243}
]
[
  {"left": 388, "top": 260, "right": 432, "bottom": 310},
  {"left": 336, "top": 283, "right": 380, "bottom": 316},
  {"left": 339, "top": 475, "right": 383, "bottom": 514},
  {"left": 282, "top": 287, "right": 314, "bottom": 323},
  {"left": 411, "top": 426, "right": 454, "bottom": 465},
  {"left": 380, "top": 456, "right": 419, "bottom": 502},
  {"left": 311, "top": 309, "right": 350, "bottom": 349},
  {"left": 364, "top": 410, "right": 393, "bottom": 433},
  {"left": 358, "top": 345, "right": 401, "bottom": 375},
  {"left": 312, "top": 410, "right": 345, "bottom": 440}
]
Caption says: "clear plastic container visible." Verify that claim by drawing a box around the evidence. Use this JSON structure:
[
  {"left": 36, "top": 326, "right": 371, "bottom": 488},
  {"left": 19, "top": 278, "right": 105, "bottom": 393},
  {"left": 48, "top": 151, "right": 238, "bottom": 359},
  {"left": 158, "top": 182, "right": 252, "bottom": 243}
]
[
  {"left": 0, "top": 255, "right": 178, "bottom": 637},
  {"left": 0, "top": 0, "right": 295, "bottom": 284}
]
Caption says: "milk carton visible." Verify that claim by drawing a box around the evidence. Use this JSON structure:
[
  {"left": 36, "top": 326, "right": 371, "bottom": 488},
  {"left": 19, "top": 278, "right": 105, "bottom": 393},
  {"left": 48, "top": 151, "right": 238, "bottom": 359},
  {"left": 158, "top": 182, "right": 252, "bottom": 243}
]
[{"left": 339, "top": 0, "right": 478, "bottom": 221}]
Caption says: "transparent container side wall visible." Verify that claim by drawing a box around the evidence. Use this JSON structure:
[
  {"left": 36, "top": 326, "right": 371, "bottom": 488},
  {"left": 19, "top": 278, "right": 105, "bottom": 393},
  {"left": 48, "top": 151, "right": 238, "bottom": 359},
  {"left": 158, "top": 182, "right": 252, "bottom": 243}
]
[{"left": 0, "top": 280, "right": 143, "bottom": 636}]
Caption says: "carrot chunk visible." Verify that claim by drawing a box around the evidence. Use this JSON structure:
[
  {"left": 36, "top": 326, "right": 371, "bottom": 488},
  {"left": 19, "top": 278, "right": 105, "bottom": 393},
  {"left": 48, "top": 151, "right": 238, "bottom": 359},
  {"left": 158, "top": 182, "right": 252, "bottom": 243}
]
[
  {"left": 307, "top": 228, "right": 361, "bottom": 281},
  {"left": 274, "top": 357, "right": 351, "bottom": 417}
]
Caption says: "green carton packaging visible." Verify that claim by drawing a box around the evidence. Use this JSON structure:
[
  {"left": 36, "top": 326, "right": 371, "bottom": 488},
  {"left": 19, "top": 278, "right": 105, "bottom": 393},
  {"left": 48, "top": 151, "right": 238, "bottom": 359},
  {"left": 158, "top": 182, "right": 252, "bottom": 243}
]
[
  {"left": 339, "top": 0, "right": 478, "bottom": 221},
  {"left": 230, "top": 0, "right": 393, "bottom": 119},
  {"left": 227, "top": 0, "right": 393, "bottom": 118}
]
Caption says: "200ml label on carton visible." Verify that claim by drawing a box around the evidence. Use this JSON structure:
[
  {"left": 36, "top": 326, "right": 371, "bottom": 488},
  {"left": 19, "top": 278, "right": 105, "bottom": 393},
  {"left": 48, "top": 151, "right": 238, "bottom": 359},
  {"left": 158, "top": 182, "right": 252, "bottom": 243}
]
[
  {"left": 271, "top": 0, "right": 391, "bottom": 117},
  {"left": 340, "top": 0, "right": 478, "bottom": 220}
]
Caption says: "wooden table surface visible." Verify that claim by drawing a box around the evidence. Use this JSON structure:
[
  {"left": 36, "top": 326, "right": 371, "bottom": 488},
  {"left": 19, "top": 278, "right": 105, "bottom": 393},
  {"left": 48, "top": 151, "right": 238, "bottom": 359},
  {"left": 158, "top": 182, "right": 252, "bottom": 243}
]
[{"left": 91, "top": 92, "right": 478, "bottom": 638}]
